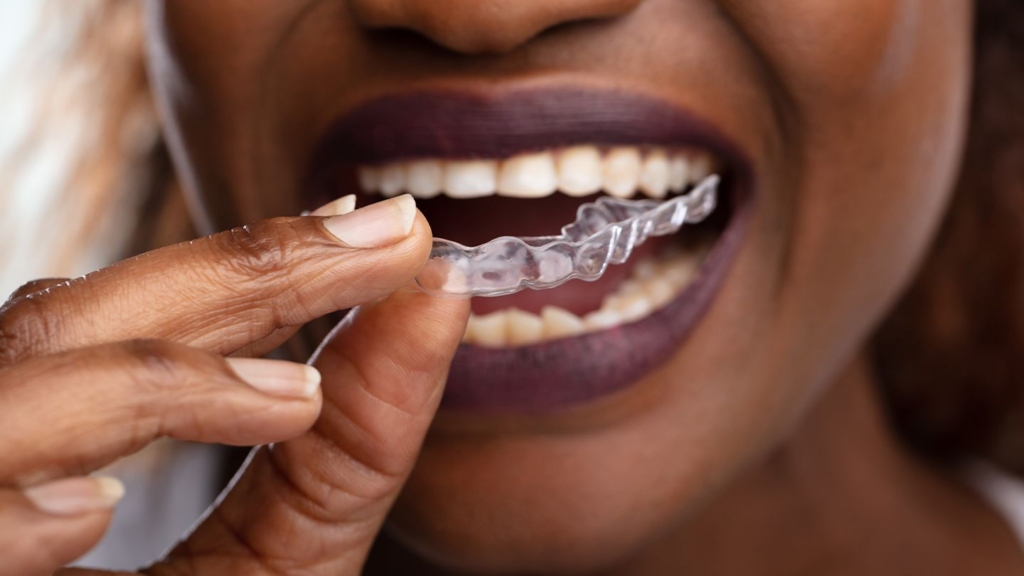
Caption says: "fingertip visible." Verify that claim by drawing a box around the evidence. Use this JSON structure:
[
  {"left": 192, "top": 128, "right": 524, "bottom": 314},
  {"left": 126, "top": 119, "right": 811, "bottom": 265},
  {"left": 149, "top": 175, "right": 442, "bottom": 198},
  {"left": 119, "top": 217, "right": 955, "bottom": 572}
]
[
  {"left": 227, "top": 358, "right": 322, "bottom": 400},
  {"left": 23, "top": 476, "right": 125, "bottom": 517},
  {"left": 407, "top": 209, "right": 435, "bottom": 261},
  {"left": 365, "top": 209, "right": 434, "bottom": 285},
  {"left": 3, "top": 505, "right": 114, "bottom": 574},
  {"left": 303, "top": 364, "right": 323, "bottom": 394},
  {"left": 2, "top": 479, "right": 120, "bottom": 572},
  {"left": 206, "top": 358, "right": 323, "bottom": 444},
  {"left": 322, "top": 194, "right": 418, "bottom": 249},
  {"left": 310, "top": 194, "right": 357, "bottom": 217},
  {"left": 393, "top": 281, "right": 472, "bottom": 321},
  {"left": 328, "top": 281, "right": 470, "bottom": 375}
]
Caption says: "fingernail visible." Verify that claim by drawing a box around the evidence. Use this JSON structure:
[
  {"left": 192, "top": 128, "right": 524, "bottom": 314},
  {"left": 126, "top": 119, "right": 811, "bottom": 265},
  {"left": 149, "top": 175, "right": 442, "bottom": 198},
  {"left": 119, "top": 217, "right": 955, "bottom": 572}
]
[
  {"left": 227, "top": 357, "right": 321, "bottom": 398},
  {"left": 310, "top": 194, "right": 357, "bottom": 217},
  {"left": 25, "top": 476, "right": 125, "bottom": 516},
  {"left": 323, "top": 194, "right": 416, "bottom": 248}
]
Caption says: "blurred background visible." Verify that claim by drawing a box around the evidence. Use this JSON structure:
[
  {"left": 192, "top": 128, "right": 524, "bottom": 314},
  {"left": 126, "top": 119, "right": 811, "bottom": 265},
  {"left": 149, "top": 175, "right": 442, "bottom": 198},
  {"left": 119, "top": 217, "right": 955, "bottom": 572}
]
[
  {"left": 1, "top": 1, "right": 141, "bottom": 297},
  {"left": 0, "top": 4, "right": 221, "bottom": 568},
  {"left": 0, "top": 1, "right": 51, "bottom": 296}
]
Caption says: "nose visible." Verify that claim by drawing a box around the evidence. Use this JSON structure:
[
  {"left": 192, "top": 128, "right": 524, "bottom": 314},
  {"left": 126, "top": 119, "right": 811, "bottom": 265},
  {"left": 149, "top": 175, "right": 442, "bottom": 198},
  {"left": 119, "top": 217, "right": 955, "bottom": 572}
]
[{"left": 347, "top": 0, "right": 642, "bottom": 54}]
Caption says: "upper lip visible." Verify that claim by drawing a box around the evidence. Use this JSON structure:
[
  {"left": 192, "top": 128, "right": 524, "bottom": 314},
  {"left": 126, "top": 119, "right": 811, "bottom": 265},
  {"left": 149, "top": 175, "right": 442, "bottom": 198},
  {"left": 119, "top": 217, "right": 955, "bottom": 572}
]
[{"left": 308, "top": 84, "right": 752, "bottom": 179}]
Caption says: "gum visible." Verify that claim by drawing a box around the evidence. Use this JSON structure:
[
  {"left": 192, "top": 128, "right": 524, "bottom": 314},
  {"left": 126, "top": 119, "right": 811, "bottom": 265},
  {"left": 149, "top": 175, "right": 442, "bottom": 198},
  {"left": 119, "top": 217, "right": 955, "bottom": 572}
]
[{"left": 415, "top": 175, "right": 719, "bottom": 298}]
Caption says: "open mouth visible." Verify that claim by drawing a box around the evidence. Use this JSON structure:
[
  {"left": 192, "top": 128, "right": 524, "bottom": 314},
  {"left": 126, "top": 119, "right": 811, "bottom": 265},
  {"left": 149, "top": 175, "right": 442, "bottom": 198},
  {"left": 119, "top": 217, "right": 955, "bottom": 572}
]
[{"left": 308, "top": 88, "right": 754, "bottom": 413}]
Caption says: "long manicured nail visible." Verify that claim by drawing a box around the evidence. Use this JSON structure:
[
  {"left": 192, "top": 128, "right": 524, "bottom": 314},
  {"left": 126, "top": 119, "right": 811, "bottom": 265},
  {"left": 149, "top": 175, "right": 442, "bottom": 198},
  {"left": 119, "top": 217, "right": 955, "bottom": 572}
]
[
  {"left": 25, "top": 476, "right": 125, "bottom": 516},
  {"left": 227, "top": 357, "right": 321, "bottom": 398},
  {"left": 323, "top": 194, "right": 416, "bottom": 248},
  {"left": 310, "top": 194, "right": 357, "bottom": 217}
]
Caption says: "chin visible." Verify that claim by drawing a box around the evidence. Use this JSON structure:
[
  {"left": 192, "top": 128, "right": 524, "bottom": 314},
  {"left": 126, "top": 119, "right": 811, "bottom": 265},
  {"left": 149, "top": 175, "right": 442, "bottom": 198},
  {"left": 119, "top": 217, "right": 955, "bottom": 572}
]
[
  {"left": 387, "top": 439, "right": 703, "bottom": 574},
  {"left": 380, "top": 368, "right": 756, "bottom": 575}
]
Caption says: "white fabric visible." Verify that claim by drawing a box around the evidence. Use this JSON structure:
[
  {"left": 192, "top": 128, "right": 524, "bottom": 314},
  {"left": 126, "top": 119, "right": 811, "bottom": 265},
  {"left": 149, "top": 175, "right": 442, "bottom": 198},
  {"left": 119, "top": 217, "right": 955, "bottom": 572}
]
[
  {"left": 71, "top": 442, "right": 222, "bottom": 571},
  {"left": 962, "top": 460, "right": 1024, "bottom": 548}
]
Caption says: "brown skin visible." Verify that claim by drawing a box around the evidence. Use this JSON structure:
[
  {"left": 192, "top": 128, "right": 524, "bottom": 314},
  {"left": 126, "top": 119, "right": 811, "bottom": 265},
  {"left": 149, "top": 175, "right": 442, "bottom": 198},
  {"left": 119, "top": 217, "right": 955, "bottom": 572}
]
[
  {"left": 0, "top": 212, "right": 472, "bottom": 575},
  {"left": 147, "top": 0, "right": 1017, "bottom": 573},
  {"left": 1, "top": 0, "right": 1020, "bottom": 574}
]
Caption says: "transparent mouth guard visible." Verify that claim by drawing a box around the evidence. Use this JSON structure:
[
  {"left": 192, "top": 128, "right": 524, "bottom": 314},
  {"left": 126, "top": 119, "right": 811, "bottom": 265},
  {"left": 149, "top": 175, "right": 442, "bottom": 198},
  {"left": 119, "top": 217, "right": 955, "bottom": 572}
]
[{"left": 415, "top": 175, "right": 719, "bottom": 298}]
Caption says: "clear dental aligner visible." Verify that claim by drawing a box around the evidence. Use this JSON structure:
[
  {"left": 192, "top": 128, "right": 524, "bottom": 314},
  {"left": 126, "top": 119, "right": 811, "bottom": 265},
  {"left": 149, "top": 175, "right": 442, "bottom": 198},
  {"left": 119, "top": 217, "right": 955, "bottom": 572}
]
[{"left": 415, "top": 175, "right": 719, "bottom": 298}]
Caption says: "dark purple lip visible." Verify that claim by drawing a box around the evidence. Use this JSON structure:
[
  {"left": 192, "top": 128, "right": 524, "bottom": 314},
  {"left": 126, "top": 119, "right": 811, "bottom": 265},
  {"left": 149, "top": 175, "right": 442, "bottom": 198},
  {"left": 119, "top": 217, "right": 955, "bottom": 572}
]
[
  {"left": 309, "top": 87, "right": 746, "bottom": 172},
  {"left": 445, "top": 199, "right": 750, "bottom": 413},
  {"left": 309, "top": 86, "right": 755, "bottom": 414}
]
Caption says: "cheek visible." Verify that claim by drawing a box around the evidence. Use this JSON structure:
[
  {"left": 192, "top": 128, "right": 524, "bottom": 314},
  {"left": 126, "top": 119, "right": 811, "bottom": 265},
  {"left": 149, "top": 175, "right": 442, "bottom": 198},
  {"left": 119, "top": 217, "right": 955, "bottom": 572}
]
[
  {"left": 728, "top": 0, "right": 942, "bottom": 99},
  {"left": 143, "top": 1, "right": 311, "bottom": 227},
  {"left": 763, "top": 0, "right": 974, "bottom": 393}
]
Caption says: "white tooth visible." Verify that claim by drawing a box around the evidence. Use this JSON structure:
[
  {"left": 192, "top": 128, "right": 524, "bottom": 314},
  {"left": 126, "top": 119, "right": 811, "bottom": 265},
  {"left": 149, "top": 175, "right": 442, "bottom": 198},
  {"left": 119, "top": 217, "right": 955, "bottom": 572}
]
[
  {"left": 688, "top": 152, "right": 712, "bottom": 184},
  {"left": 463, "top": 315, "right": 479, "bottom": 343},
  {"left": 668, "top": 156, "right": 689, "bottom": 192},
  {"left": 506, "top": 308, "right": 545, "bottom": 346},
  {"left": 467, "top": 311, "right": 508, "bottom": 347},
  {"left": 639, "top": 149, "right": 670, "bottom": 199},
  {"left": 616, "top": 279, "right": 646, "bottom": 297},
  {"left": 633, "top": 259, "right": 659, "bottom": 281},
  {"left": 310, "top": 194, "right": 357, "bottom": 217},
  {"left": 602, "top": 147, "right": 641, "bottom": 198},
  {"left": 405, "top": 160, "right": 443, "bottom": 198},
  {"left": 443, "top": 160, "right": 498, "bottom": 198},
  {"left": 379, "top": 163, "right": 405, "bottom": 197},
  {"left": 497, "top": 152, "right": 558, "bottom": 198},
  {"left": 661, "top": 256, "right": 699, "bottom": 289},
  {"left": 556, "top": 146, "right": 602, "bottom": 196},
  {"left": 583, "top": 310, "right": 622, "bottom": 332},
  {"left": 357, "top": 166, "right": 381, "bottom": 193},
  {"left": 606, "top": 293, "right": 653, "bottom": 323},
  {"left": 541, "top": 306, "right": 585, "bottom": 339},
  {"left": 644, "top": 277, "right": 677, "bottom": 308}
]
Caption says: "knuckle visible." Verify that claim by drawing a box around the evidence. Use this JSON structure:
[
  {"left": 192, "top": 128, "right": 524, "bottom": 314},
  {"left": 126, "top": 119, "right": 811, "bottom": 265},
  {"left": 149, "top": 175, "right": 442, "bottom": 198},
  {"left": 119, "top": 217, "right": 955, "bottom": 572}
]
[
  {"left": 0, "top": 296, "right": 57, "bottom": 366},
  {"left": 209, "top": 218, "right": 306, "bottom": 281},
  {"left": 115, "top": 339, "right": 228, "bottom": 401},
  {"left": 118, "top": 339, "right": 194, "bottom": 388}
]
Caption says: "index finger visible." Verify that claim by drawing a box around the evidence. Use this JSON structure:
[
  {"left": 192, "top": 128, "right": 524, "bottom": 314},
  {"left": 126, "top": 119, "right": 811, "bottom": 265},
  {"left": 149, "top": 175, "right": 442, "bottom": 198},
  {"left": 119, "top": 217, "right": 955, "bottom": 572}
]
[{"left": 0, "top": 195, "right": 429, "bottom": 363}]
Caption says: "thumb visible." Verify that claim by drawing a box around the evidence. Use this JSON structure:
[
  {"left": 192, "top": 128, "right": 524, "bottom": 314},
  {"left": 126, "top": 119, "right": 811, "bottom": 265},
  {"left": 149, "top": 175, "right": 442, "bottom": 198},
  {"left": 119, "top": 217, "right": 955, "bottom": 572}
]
[{"left": 152, "top": 287, "right": 469, "bottom": 575}]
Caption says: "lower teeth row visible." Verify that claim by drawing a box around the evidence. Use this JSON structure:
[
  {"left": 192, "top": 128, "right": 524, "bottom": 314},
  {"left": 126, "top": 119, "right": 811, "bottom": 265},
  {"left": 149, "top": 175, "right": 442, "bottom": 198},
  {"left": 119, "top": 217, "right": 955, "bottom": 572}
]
[{"left": 461, "top": 247, "right": 707, "bottom": 348}]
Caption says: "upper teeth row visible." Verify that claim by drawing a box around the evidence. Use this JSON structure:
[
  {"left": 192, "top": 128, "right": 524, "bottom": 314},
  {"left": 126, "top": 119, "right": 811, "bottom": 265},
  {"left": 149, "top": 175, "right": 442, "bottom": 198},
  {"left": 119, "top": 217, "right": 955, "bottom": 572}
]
[{"left": 357, "top": 146, "right": 715, "bottom": 200}]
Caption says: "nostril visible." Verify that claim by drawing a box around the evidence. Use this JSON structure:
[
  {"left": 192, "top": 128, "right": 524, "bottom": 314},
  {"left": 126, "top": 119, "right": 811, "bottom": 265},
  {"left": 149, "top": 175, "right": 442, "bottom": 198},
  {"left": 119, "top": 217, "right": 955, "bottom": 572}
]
[{"left": 348, "top": 0, "right": 643, "bottom": 55}]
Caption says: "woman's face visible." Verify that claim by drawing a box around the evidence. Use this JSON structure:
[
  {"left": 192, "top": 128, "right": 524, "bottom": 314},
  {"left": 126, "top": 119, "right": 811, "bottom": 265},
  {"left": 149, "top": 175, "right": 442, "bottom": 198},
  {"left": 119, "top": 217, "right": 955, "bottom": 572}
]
[{"left": 144, "top": 0, "right": 972, "bottom": 572}]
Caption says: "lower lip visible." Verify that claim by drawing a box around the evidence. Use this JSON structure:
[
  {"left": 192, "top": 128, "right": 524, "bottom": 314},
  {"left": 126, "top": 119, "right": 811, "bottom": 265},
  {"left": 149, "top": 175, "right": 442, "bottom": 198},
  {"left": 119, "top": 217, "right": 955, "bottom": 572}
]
[{"left": 441, "top": 180, "right": 753, "bottom": 414}]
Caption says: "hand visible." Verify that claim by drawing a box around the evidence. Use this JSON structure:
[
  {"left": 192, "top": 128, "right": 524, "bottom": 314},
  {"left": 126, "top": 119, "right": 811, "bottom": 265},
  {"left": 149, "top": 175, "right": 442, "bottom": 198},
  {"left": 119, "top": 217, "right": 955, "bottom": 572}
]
[{"left": 0, "top": 195, "right": 469, "bottom": 575}]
